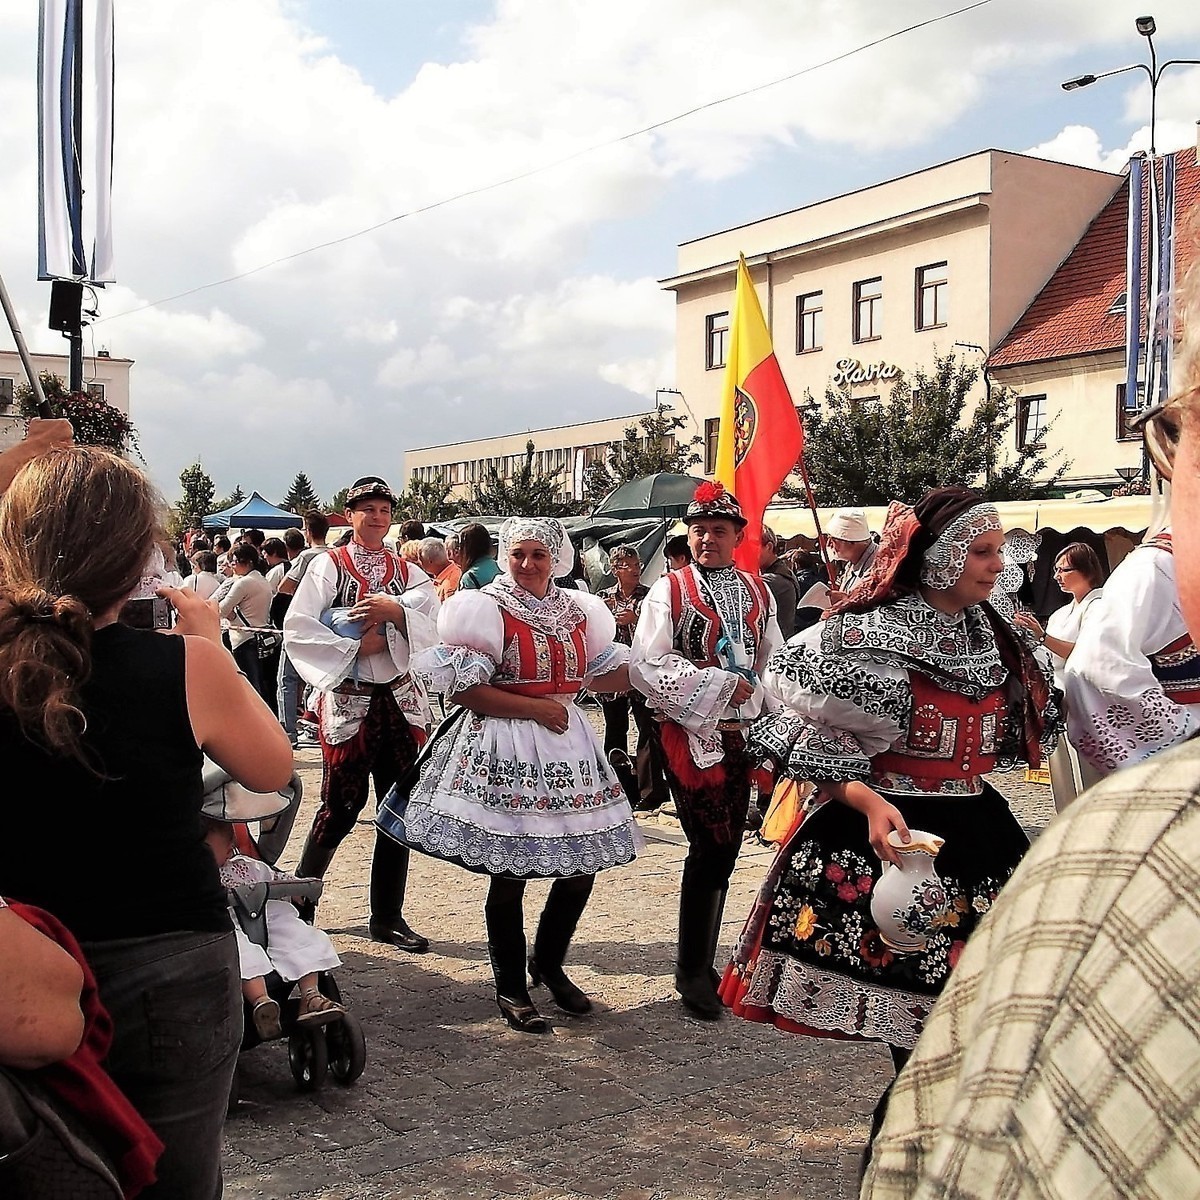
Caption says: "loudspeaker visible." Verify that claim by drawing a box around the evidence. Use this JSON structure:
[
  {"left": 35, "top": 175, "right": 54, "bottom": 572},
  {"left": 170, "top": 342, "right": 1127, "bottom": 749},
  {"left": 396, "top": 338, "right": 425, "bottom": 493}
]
[{"left": 48, "top": 281, "right": 83, "bottom": 333}]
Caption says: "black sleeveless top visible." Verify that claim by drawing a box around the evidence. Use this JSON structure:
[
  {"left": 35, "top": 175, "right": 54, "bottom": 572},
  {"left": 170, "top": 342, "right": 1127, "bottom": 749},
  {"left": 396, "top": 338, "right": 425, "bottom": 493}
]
[{"left": 0, "top": 624, "right": 229, "bottom": 940}]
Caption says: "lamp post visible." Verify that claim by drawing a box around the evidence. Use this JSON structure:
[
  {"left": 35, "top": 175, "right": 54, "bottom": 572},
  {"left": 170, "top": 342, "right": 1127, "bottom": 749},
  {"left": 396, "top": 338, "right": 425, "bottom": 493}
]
[
  {"left": 954, "top": 341, "right": 995, "bottom": 487},
  {"left": 1063, "top": 17, "right": 1200, "bottom": 478}
]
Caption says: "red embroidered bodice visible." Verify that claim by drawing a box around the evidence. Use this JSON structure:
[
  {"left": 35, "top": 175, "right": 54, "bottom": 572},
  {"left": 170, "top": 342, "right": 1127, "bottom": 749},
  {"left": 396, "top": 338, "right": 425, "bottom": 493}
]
[
  {"left": 331, "top": 544, "right": 409, "bottom": 607},
  {"left": 491, "top": 608, "right": 589, "bottom": 697},
  {"left": 666, "top": 566, "right": 771, "bottom": 669},
  {"left": 872, "top": 673, "right": 1008, "bottom": 794}
]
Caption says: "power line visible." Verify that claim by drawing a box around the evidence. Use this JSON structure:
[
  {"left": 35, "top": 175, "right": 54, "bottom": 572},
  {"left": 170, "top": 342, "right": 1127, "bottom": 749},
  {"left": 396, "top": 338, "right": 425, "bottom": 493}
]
[{"left": 98, "top": 0, "right": 990, "bottom": 325}]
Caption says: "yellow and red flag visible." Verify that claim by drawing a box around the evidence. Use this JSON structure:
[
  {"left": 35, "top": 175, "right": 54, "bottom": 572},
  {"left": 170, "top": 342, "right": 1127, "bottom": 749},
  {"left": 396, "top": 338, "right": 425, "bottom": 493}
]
[{"left": 714, "top": 254, "right": 804, "bottom": 572}]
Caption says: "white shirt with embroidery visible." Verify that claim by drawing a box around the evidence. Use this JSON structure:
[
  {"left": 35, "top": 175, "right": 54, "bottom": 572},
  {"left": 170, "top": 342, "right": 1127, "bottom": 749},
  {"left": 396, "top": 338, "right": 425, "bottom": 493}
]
[
  {"left": 283, "top": 542, "right": 441, "bottom": 691},
  {"left": 628, "top": 565, "right": 782, "bottom": 769},
  {"left": 1064, "top": 540, "right": 1200, "bottom": 776}
]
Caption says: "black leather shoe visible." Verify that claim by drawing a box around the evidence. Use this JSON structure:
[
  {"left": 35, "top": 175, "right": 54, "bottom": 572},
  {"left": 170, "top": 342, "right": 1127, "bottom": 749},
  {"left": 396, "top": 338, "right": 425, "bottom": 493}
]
[
  {"left": 528, "top": 957, "right": 593, "bottom": 1015},
  {"left": 675, "top": 971, "right": 723, "bottom": 1020},
  {"left": 497, "top": 993, "right": 549, "bottom": 1034},
  {"left": 368, "top": 917, "right": 429, "bottom": 953}
]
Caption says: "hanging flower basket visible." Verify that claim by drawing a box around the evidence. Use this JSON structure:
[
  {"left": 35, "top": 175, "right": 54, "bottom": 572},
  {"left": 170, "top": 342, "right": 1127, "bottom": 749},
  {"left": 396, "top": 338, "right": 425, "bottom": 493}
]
[{"left": 16, "top": 375, "right": 142, "bottom": 459}]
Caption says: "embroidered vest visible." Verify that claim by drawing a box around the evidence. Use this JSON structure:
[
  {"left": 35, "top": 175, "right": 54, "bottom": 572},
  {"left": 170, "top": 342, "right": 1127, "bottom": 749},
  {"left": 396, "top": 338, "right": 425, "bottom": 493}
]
[
  {"left": 1143, "top": 534, "right": 1200, "bottom": 704},
  {"left": 872, "top": 673, "right": 1007, "bottom": 792},
  {"left": 667, "top": 566, "right": 770, "bottom": 669},
  {"left": 492, "top": 608, "right": 589, "bottom": 697},
  {"left": 330, "top": 544, "right": 409, "bottom": 608}
]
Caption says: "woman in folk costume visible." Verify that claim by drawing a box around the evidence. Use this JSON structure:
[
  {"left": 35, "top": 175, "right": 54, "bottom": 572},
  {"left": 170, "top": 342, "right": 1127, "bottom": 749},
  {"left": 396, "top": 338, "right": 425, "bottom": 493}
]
[
  {"left": 378, "top": 517, "right": 640, "bottom": 1033},
  {"left": 721, "top": 487, "right": 1060, "bottom": 1080}
]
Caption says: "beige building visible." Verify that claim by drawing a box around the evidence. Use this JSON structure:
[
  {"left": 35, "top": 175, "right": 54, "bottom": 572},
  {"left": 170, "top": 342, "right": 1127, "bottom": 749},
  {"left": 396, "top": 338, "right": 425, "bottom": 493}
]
[
  {"left": 0, "top": 348, "right": 133, "bottom": 452},
  {"left": 405, "top": 408, "right": 663, "bottom": 502},
  {"left": 664, "top": 149, "right": 1120, "bottom": 475},
  {"left": 407, "top": 149, "right": 1125, "bottom": 496}
]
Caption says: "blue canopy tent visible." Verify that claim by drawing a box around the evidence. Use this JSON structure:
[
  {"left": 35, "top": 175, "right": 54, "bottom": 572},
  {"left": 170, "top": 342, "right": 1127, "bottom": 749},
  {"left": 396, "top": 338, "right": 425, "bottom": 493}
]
[{"left": 202, "top": 492, "right": 300, "bottom": 531}]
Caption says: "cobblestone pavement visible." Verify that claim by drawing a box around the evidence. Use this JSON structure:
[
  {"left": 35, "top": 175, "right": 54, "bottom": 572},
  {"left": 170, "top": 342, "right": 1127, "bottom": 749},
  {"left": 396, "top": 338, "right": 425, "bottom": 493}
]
[{"left": 223, "top": 719, "right": 1055, "bottom": 1200}]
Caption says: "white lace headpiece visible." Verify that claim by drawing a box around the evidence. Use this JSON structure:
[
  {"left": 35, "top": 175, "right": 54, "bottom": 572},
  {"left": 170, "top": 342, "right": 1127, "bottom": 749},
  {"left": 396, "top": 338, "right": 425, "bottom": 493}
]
[
  {"left": 919, "top": 504, "right": 1002, "bottom": 591},
  {"left": 498, "top": 516, "right": 576, "bottom": 579}
]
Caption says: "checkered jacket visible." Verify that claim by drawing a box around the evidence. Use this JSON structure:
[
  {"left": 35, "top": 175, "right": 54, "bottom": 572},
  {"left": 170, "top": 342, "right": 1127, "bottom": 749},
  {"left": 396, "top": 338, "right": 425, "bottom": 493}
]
[{"left": 863, "top": 735, "right": 1200, "bottom": 1200}]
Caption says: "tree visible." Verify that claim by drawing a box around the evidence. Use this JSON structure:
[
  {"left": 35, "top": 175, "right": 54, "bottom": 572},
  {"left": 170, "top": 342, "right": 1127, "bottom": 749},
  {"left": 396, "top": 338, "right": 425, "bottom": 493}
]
[
  {"left": 16, "top": 371, "right": 141, "bottom": 458},
  {"left": 464, "top": 439, "right": 581, "bottom": 517},
  {"left": 280, "top": 472, "right": 321, "bottom": 514},
  {"left": 173, "top": 462, "right": 215, "bottom": 536},
  {"left": 329, "top": 487, "right": 350, "bottom": 512},
  {"left": 212, "top": 483, "right": 246, "bottom": 513},
  {"left": 396, "top": 474, "right": 463, "bottom": 523},
  {"left": 582, "top": 408, "right": 704, "bottom": 502},
  {"left": 791, "top": 351, "right": 1069, "bottom": 506}
]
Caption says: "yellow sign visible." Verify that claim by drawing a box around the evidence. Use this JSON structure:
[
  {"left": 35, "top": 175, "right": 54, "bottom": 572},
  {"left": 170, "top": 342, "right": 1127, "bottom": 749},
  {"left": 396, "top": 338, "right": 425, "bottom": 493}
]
[{"left": 1024, "top": 767, "right": 1051, "bottom": 786}]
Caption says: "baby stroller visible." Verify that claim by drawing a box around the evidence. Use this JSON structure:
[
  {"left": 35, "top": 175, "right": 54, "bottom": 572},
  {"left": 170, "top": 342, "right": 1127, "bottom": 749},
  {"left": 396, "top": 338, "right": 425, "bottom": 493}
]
[{"left": 202, "top": 763, "right": 367, "bottom": 1095}]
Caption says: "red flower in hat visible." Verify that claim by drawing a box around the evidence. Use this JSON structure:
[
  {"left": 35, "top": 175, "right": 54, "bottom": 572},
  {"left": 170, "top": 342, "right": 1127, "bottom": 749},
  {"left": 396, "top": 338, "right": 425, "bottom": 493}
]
[{"left": 694, "top": 481, "right": 725, "bottom": 504}]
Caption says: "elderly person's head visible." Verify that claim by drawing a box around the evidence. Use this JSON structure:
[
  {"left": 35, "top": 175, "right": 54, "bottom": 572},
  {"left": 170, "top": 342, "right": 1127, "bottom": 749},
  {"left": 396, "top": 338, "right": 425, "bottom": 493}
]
[
  {"left": 0, "top": 447, "right": 160, "bottom": 761},
  {"left": 608, "top": 544, "right": 642, "bottom": 591},
  {"left": 445, "top": 532, "right": 461, "bottom": 567},
  {"left": 826, "top": 508, "right": 872, "bottom": 564},
  {"left": 760, "top": 525, "right": 782, "bottom": 569},
  {"left": 417, "top": 537, "right": 449, "bottom": 574}
]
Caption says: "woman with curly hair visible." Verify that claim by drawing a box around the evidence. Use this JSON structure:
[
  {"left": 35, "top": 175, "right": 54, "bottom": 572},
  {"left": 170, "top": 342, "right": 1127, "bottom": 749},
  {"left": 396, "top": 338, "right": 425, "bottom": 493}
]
[{"left": 722, "top": 487, "right": 1060, "bottom": 1084}]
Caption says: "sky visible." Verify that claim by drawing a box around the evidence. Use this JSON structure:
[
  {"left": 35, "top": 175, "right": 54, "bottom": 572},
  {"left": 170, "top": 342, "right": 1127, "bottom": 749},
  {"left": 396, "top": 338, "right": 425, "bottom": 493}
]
[{"left": 2, "top": 0, "right": 1200, "bottom": 508}]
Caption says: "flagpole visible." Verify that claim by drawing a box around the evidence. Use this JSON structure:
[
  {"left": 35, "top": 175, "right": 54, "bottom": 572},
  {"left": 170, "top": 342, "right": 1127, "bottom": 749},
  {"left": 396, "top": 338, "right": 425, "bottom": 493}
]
[
  {"left": 0, "top": 267, "right": 52, "bottom": 417},
  {"left": 794, "top": 453, "right": 833, "bottom": 574}
]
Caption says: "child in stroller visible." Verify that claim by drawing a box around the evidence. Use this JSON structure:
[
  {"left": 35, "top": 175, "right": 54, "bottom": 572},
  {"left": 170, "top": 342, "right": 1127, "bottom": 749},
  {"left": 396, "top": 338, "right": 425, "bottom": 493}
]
[
  {"left": 202, "top": 819, "right": 343, "bottom": 1040},
  {"left": 201, "top": 764, "right": 366, "bottom": 1090}
]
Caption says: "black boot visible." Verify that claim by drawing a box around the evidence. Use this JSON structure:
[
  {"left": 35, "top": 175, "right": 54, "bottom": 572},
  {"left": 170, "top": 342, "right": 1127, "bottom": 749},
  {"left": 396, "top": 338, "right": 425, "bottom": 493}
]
[
  {"left": 675, "top": 883, "right": 725, "bottom": 1020},
  {"left": 293, "top": 833, "right": 337, "bottom": 924},
  {"left": 486, "top": 878, "right": 547, "bottom": 1033},
  {"left": 529, "top": 875, "right": 595, "bottom": 1015},
  {"left": 368, "top": 834, "right": 428, "bottom": 952}
]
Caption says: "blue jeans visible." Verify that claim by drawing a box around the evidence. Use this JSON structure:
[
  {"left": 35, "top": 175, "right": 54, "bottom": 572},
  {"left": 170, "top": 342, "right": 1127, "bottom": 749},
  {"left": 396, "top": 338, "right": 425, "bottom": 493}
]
[
  {"left": 277, "top": 648, "right": 300, "bottom": 743},
  {"left": 82, "top": 930, "right": 241, "bottom": 1200}
]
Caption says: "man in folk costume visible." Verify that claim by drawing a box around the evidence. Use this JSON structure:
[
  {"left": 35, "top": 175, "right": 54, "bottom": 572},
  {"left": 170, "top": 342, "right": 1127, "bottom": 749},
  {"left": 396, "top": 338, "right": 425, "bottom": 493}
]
[
  {"left": 1064, "top": 524, "right": 1200, "bottom": 778},
  {"left": 283, "top": 476, "right": 441, "bottom": 951},
  {"left": 629, "top": 481, "right": 783, "bottom": 1019}
]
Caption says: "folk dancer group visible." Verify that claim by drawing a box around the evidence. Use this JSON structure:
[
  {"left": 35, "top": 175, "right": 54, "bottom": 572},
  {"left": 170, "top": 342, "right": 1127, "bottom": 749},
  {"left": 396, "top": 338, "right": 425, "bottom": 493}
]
[{"left": 283, "top": 472, "right": 1073, "bottom": 1052}]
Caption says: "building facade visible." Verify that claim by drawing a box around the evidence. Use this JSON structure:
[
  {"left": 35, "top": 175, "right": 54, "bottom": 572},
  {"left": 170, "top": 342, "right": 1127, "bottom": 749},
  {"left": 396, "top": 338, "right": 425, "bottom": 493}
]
[
  {"left": 0, "top": 348, "right": 133, "bottom": 452},
  {"left": 405, "top": 408, "right": 664, "bottom": 502}
]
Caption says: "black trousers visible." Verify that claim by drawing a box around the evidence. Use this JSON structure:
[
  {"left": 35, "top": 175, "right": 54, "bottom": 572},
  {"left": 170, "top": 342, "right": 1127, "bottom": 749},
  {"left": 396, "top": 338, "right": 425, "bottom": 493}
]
[{"left": 600, "top": 693, "right": 669, "bottom": 808}]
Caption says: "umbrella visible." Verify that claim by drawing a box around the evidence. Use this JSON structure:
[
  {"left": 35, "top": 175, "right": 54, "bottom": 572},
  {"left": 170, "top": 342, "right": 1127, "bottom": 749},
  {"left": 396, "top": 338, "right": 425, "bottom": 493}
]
[{"left": 592, "top": 472, "right": 706, "bottom": 520}]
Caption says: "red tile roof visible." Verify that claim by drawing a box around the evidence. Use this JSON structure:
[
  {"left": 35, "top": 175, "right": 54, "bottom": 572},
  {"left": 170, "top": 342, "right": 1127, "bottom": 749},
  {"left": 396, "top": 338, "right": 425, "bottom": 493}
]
[{"left": 989, "top": 147, "right": 1200, "bottom": 369}]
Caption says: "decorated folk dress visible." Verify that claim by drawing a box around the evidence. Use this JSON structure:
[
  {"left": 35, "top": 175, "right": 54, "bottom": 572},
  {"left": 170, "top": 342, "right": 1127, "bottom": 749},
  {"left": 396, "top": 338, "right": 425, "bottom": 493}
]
[
  {"left": 724, "top": 593, "right": 1059, "bottom": 1049},
  {"left": 379, "top": 578, "right": 641, "bottom": 878}
]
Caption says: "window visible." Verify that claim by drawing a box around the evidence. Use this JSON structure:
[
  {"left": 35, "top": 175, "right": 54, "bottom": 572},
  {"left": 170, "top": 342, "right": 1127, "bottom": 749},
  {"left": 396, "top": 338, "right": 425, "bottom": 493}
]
[
  {"left": 1116, "top": 383, "right": 1141, "bottom": 441},
  {"left": 915, "top": 262, "right": 948, "bottom": 330},
  {"left": 796, "top": 291, "right": 823, "bottom": 353},
  {"left": 853, "top": 277, "right": 883, "bottom": 342},
  {"left": 1017, "top": 394, "right": 1048, "bottom": 449},
  {"left": 85, "top": 382, "right": 106, "bottom": 403},
  {"left": 1107, "top": 291, "right": 1128, "bottom": 316},
  {"left": 705, "top": 311, "right": 730, "bottom": 370},
  {"left": 0, "top": 378, "right": 13, "bottom": 407},
  {"left": 704, "top": 418, "right": 720, "bottom": 474}
]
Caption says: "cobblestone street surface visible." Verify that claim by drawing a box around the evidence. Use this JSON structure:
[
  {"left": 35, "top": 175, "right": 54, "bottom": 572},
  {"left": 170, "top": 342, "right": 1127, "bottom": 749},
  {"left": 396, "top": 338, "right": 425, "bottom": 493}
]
[{"left": 223, "top": 723, "right": 1055, "bottom": 1200}]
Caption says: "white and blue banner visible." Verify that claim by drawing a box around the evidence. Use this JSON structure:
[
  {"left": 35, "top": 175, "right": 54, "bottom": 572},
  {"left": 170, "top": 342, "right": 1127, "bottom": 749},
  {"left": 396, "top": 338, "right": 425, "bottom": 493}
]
[
  {"left": 1124, "top": 156, "right": 1144, "bottom": 413},
  {"left": 37, "top": 0, "right": 115, "bottom": 283}
]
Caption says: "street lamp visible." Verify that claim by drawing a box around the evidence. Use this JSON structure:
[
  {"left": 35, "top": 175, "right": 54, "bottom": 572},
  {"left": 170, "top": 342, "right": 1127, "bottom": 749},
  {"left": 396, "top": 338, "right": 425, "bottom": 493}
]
[
  {"left": 954, "top": 341, "right": 995, "bottom": 486},
  {"left": 1061, "top": 16, "right": 1199, "bottom": 156}
]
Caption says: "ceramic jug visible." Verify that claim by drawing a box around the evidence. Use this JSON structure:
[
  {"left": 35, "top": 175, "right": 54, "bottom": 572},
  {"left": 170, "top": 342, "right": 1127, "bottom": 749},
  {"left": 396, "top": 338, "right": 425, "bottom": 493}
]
[{"left": 869, "top": 829, "right": 948, "bottom": 954}]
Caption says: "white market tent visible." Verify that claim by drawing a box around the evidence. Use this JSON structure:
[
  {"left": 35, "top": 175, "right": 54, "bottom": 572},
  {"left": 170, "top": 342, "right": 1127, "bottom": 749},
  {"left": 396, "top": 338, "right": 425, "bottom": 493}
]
[{"left": 764, "top": 493, "right": 1158, "bottom": 539}]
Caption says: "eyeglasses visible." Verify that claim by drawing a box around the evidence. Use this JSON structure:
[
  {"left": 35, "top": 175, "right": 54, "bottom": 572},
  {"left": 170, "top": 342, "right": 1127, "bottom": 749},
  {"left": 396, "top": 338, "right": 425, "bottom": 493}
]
[
  {"left": 1134, "top": 400, "right": 1183, "bottom": 482},
  {"left": 1053, "top": 566, "right": 1077, "bottom": 577}
]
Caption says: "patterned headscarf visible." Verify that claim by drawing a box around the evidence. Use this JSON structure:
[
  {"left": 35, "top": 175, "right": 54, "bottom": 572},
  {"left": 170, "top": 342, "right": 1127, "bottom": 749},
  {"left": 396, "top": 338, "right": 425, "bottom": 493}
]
[
  {"left": 919, "top": 504, "right": 1003, "bottom": 591},
  {"left": 498, "top": 516, "right": 576, "bottom": 579}
]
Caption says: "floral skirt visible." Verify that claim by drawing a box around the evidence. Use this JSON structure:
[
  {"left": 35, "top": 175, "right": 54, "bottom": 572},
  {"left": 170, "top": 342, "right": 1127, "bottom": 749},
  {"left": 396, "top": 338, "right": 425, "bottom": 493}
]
[
  {"left": 719, "top": 783, "right": 1028, "bottom": 1049},
  {"left": 377, "top": 702, "right": 641, "bottom": 879}
]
